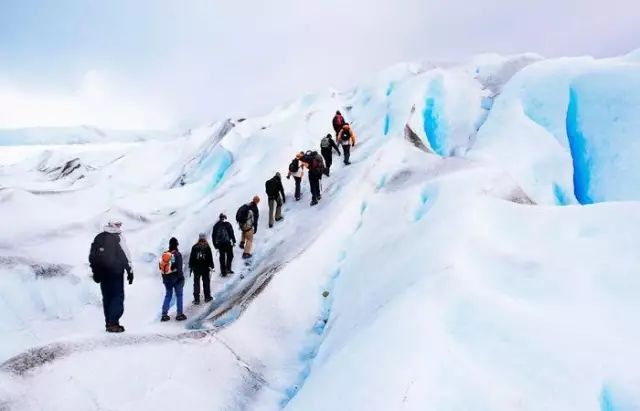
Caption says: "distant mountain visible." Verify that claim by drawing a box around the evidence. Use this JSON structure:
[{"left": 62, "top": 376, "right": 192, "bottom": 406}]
[{"left": 0, "top": 125, "right": 174, "bottom": 146}]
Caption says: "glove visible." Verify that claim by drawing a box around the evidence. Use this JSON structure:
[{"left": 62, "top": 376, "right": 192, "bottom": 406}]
[
  {"left": 286, "top": 175, "right": 290, "bottom": 180},
  {"left": 352, "top": 143, "right": 355, "bottom": 147},
  {"left": 127, "top": 272, "right": 134, "bottom": 285},
  {"left": 92, "top": 273, "right": 102, "bottom": 284}
]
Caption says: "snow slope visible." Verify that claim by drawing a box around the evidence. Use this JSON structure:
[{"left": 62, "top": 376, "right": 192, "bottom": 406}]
[{"left": 1, "top": 50, "right": 640, "bottom": 411}]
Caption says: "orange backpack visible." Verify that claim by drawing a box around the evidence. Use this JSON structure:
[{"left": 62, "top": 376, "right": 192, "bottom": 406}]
[{"left": 159, "top": 250, "right": 174, "bottom": 275}]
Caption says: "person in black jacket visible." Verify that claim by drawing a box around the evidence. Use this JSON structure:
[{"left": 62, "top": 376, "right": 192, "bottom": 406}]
[
  {"left": 161, "top": 237, "right": 186, "bottom": 322},
  {"left": 265, "top": 172, "right": 285, "bottom": 228},
  {"left": 89, "top": 220, "right": 134, "bottom": 333},
  {"left": 320, "top": 134, "right": 341, "bottom": 176},
  {"left": 189, "top": 233, "right": 214, "bottom": 304},
  {"left": 212, "top": 213, "right": 236, "bottom": 275}
]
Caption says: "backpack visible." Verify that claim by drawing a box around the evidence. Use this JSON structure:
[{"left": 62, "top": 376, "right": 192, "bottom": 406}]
[
  {"left": 289, "top": 159, "right": 299, "bottom": 173},
  {"left": 89, "top": 232, "right": 120, "bottom": 273},
  {"left": 236, "top": 204, "right": 250, "bottom": 225},
  {"left": 341, "top": 128, "right": 351, "bottom": 142},
  {"left": 214, "top": 224, "right": 230, "bottom": 245},
  {"left": 308, "top": 152, "right": 324, "bottom": 174},
  {"left": 159, "top": 250, "right": 174, "bottom": 275},
  {"left": 333, "top": 115, "right": 344, "bottom": 129},
  {"left": 265, "top": 177, "right": 279, "bottom": 197},
  {"left": 320, "top": 137, "right": 330, "bottom": 149}
]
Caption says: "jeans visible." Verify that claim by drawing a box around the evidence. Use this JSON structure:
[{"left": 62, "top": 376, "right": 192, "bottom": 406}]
[
  {"left": 162, "top": 275, "right": 185, "bottom": 315},
  {"left": 342, "top": 144, "right": 351, "bottom": 164},
  {"left": 321, "top": 149, "right": 333, "bottom": 174},
  {"left": 309, "top": 173, "right": 321, "bottom": 200},
  {"left": 293, "top": 176, "right": 302, "bottom": 199},
  {"left": 193, "top": 269, "right": 211, "bottom": 301},
  {"left": 100, "top": 275, "right": 125, "bottom": 326},
  {"left": 218, "top": 243, "right": 234, "bottom": 273},
  {"left": 268, "top": 195, "right": 283, "bottom": 226},
  {"left": 241, "top": 229, "right": 255, "bottom": 255}
]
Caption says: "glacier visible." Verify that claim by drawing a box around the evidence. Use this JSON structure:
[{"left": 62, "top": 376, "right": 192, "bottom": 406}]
[{"left": 0, "top": 50, "right": 639, "bottom": 411}]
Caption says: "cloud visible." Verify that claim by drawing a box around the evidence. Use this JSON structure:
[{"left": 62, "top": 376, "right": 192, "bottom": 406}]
[
  {"left": 0, "top": 0, "right": 637, "bottom": 130},
  {"left": 0, "top": 70, "right": 173, "bottom": 130}
]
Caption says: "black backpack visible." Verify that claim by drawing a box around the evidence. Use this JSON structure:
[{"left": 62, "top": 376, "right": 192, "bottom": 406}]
[
  {"left": 289, "top": 159, "right": 299, "bottom": 173},
  {"left": 89, "top": 232, "right": 120, "bottom": 273},
  {"left": 320, "top": 137, "right": 331, "bottom": 149},
  {"left": 265, "top": 177, "right": 279, "bottom": 197},
  {"left": 236, "top": 204, "right": 250, "bottom": 225},
  {"left": 214, "top": 224, "right": 230, "bottom": 245},
  {"left": 341, "top": 128, "right": 351, "bottom": 142}
]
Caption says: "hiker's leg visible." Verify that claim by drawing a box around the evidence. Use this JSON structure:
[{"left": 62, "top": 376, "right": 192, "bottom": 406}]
[
  {"left": 268, "top": 198, "right": 275, "bottom": 226},
  {"left": 245, "top": 229, "right": 254, "bottom": 255}
]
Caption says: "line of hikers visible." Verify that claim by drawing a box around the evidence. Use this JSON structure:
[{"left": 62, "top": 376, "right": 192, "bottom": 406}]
[{"left": 88, "top": 111, "right": 356, "bottom": 332}]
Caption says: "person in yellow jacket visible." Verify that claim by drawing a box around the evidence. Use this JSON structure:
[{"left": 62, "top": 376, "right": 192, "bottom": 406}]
[{"left": 337, "top": 123, "right": 356, "bottom": 165}]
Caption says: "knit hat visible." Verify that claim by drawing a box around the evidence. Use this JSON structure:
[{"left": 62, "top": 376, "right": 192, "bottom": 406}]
[
  {"left": 169, "top": 237, "right": 179, "bottom": 250},
  {"left": 219, "top": 213, "right": 227, "bottom": 220},
  {"left": 198, "top": 233, "right": 207, "bottom": 240}
]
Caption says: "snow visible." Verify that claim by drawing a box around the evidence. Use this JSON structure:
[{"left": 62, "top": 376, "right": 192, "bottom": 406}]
[{"left": 1, "top": 50, "right": 640, "bottom": 410}]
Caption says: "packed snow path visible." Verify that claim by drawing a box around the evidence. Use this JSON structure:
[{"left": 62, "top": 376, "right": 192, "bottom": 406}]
[{"left": 1, "top": 51, "right": 640, "bottom": 410}]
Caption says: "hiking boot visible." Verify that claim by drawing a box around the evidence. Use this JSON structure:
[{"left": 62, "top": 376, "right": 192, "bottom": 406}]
[
  {"left": 239, "top": 241, "right": 245, "bottom": 249},
  {"left": 204, "top": 296, "right": 213, "bottom": 303},
  {"left": 317, "top": 194, "right": 322, "bottom": 200},
  {"left": 275, "top": 216, "right": 284, "bottom": 222},
  {"left": 106, "top": 324, "right": 124, "bottom": 333},
  {"left": 242, "top": 253, "right": 252, "bottom": 259},
  {"left": 344, "top": 161, "right": 351, "bottom": 165},
  {"left": 161, "top": 314, "right": 171, "bottom": 322},
  {"left": 269, "top": 223, "right": 273, "bottom": 228},
  {"left": 227, "top": 269, "right": 234, "bottom": 274},
  {"left": 116, "top": 324, "right": 125, "bottom": 332},
  {"left": 193, "top": 300, "right": 201, "bottom": 305},
  {"left": 176, "top": 313, "right": 187, "bottom": 321},
  {"left": 295, "top": 196, "right": 300, "bottom": 201},
  {"left": 310, "top": 198, "right": 318, "bottom": 206}
]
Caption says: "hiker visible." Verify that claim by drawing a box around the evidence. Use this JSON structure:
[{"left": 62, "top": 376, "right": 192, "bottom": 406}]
[
  {"left": 320, "top": 134, "right": 341, "bottom": 176},
  {"left": 302, "top": 150, "right": 325, "bottom": 206},
  {"left": 332, "top": 110, "right": 345, "bottom": 136},
  {"left": 160, "top": 237, "right": 187, "bottom": 322},
  {"left": 212, "top": 213, "right": 236, "bottom": 275},
  {"left": 337, "top": 123, "right": 356, "bottom": 165},
  {"left": 236, "top": 196, "right": 260, "bottom": 259},
  {"left": 287, "top": 152, "right": 305, "bottom": 201},
  {"left": 265, "top": 172, "right": 285, "bottom": 228},
  {"left": 188, "top": 233, "right": 214, "bottom": 304},
  {"left": 89, "top": 219, "right": 134, "bottom": 333}
]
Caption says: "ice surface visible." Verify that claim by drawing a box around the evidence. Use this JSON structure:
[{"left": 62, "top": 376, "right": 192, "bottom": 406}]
[{"left": 1, "top": 51, "right": 640, "bottom": 411}]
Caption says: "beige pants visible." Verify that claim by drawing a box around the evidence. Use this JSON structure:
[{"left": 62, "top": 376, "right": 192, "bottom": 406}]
[
  {"left": 241, "top": 228, "right": 255, "bottom": 255},
  {"left": 268, "top": 196, "right": 283, "bottom": 226}
]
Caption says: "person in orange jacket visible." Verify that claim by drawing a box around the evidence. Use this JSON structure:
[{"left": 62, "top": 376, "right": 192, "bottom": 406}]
[{"left": 337, "top": 123, "right": 356, "bottom": 165}]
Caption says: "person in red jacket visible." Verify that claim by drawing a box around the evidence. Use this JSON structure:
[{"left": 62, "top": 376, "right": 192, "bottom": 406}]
[{"left": 332, "top": 111, "right": 345, "bottom": 136}]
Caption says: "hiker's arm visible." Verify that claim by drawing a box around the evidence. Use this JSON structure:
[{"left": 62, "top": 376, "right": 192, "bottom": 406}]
[{"left": 331, "top": 139, "right": 341, "bottom": 154}]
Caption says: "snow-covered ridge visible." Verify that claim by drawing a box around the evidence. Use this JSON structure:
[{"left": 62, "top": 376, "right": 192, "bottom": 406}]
[{"left": 1, "top": 50, "right": 640, "bottom": 410}]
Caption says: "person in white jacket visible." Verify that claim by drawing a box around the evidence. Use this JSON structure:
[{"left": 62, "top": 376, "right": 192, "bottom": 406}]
[{"left": 287, "top": 152, "right": 306, "bottom": 201}]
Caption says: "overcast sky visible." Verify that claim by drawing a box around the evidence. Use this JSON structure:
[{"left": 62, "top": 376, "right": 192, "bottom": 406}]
[{"left": 0, "top": 0, "right": 638, "bottom": 130}]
